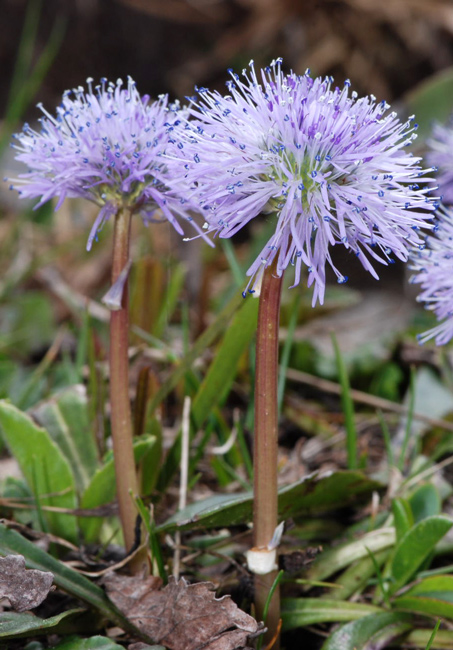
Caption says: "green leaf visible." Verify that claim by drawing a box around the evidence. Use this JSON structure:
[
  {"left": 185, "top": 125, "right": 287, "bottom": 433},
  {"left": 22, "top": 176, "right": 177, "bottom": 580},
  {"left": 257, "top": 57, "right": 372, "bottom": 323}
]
[
  {"left": 409, "top": 483, "right": 441, "bottom": 522},
  {"left": 31, "top": 386, "right": 99, "bottom": 495},
  {"left": 51, "top": 636, "right": 126, "bottom": 650},
  {"left": 392, "top": 498, "right": 414, "bottom": 543},
  {"left": 157, "top": 470, "right": 382, "bottom": 532},
  {"left": 307, "top": 527, "right": 395, "bottom": 583},
  {"left": 0, "top": 524, "right": 147, "bottom": 640},
  {"left": 0, "top": 400, "right": 78, "bottom": 542},
  {"left": 320, "top": 612, "right": 413, "bottom": 650},
  {"left": 0, "top": 609, "right": 84, "bottom": 640},
  {"left": 405, "top": 66, "right": 453, "bottom": 140},
  {"left": 390, "top": 516, "right": 453, "bottom": 595},
  {"left": 394, "top": 575, "right": 453, "bottom": 620},
  {"left": 322, "top": 550, "right": 389, "bottom": 601},
  {"left": 79, "top": 436, "right": 156, "bottom": 543},
  {"left": 281, "top": 598, "right": 383, "bottom": 630}
]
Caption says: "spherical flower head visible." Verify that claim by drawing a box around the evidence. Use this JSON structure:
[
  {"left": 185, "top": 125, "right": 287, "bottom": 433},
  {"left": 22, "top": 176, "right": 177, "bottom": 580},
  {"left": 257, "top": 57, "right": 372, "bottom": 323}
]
[
  {"left": 426, "top": 119, "right": 453, "bottom": 205},
  {"left": 10, "top": 77, "right": 201, "bottom": 250},
  {"left": 410, "top": 206, "right": 453, "bottom": 345},
  {"left": 169, "top": 59, "right": 435, "bottom": 305}
]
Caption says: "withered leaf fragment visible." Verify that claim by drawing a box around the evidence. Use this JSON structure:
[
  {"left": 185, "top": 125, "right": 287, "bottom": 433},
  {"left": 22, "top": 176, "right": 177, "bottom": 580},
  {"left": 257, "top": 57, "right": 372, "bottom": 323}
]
[
  {"left": 0, "top": 554, "right": 54, "bottom": 611},
  {"left": 104, "top": 574, "right": 261, "bottom": 650}
]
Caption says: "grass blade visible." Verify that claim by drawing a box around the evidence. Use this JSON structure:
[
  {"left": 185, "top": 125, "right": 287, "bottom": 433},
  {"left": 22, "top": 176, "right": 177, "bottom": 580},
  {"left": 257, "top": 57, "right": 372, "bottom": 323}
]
[{"left": 332, "top": 334, "right": 357, "bottom": 470}]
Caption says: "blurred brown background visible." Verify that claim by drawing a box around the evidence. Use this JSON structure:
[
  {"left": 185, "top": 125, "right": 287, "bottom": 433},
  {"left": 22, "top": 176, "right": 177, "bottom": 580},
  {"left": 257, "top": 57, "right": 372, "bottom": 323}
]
[{"left": 1, "top": 0, "right": 453, "bottom": 113}]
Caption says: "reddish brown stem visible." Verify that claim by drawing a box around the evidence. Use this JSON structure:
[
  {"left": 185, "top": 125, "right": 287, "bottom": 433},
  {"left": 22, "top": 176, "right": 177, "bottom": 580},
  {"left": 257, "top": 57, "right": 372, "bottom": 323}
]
[
  {"left": 109, "top": 207, "right": 148, "bottom": 575},
  {"left": 253, "top": 258, "right": 283, "bottom": 646}
]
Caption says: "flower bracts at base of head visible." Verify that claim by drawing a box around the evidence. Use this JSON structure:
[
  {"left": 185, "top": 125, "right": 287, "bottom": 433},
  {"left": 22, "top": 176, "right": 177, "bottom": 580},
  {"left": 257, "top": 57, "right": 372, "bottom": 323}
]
[
  {"left": 10, "top": 77, "right": 204, "bottom": 250},
  {"left": 411, "top": 206, "right": 453, "bottom": 345},
  {"left": 168, "top": 59, "right": 436, "bottom": 305}
]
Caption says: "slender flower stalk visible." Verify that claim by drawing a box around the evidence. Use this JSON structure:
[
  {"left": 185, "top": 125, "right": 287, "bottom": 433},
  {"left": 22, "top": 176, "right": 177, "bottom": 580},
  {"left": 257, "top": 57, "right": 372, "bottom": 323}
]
[
  {"left": 168, "top": 59, "right": 436, "bottom": 640},
  {"left": 9, "top": 77, "right": 204, "bottom": 573},
  {"left": 109, "top": 207, "right": 148, "bottom": 574},
  {"left": 253, "top": 257, "right": 283, "bottom": 644}
]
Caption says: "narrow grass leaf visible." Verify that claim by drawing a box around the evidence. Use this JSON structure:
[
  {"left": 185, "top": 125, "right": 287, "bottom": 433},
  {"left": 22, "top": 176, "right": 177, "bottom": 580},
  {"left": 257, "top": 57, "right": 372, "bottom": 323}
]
[
  {"left": 365, "top": 547, "right": 390, "bottom": 608},
  {"left": 191, "top": 295, "right": 258, "bottom": 427},
  {"left": 158, "top": 295, "right": 259, "bottom": 489},
  {"left": 425, "top": 621, "right": 441, "bottom": 650},
  {"left": 0, "top": 5, "right": 65, "bottom": 154},
  {"left": 134, "top": 496, "right": 167, "bottom": 583},
  {"left": 5, "top": 0, "right": 41, "bottom": 119},
  {"left": 262, "top": 570, "right": 284, "bottom": 625},
  {"left": 235, "top": 415, "right": 253, "bottom": 481},
  {"left": 278, "top": 293, "right": 301, "bottom": 416},
  {"left": 281, "top": 598, "right": 383, "bottom": 630},
  {"left": 148, "top": 291, "right": 243, "bottom": 417},
  {"left": 154, "top": 263, "right": 185, "bottom": 339},
  {"left": 221, "top": 239, "right": 244, "bottom": 288},
  {"left": 377, "top": 410, "right": 395, "bottom": 468},
  {"left": 398, "top": 367, "right": 416, "bottom": 472},
  {"left": 332, "top": 334, "right": 357, "bottom": 470}
]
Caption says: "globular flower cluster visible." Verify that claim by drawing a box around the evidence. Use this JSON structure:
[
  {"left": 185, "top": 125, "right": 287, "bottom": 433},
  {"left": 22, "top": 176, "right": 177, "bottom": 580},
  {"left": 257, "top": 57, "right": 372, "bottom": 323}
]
[
  {"left": 168, "top": 59, "right": 435, "bottom": 305},
  {"left": 426, "top": 120, "right": 453, "bottom": 205},
  {"left": 411, "top": 207, "right": 453, "bottom": 345},
  {"left": 10, "top": 77, "right": 200, "bottom": 250}
]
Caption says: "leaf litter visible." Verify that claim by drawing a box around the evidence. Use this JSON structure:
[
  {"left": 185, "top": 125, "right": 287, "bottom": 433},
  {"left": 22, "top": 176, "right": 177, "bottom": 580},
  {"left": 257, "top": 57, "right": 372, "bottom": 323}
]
[
  {"left": 103, "top": 573, "right": 263, "bottom": 650},
  {"left": 0, "top": 554, "right": 54, "bottom": 611}
]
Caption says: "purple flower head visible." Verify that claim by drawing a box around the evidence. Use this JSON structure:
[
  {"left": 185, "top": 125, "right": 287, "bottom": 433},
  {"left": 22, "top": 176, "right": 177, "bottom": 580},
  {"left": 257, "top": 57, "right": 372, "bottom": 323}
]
[
  {"left": 10, "top": 77, "right": 203, "bottom": 250},
  {"left": 169, "top": 59, "right": 435, "bottom": 305},
  {"left": 411, "top": 206, "right": 453, "bottom": 345},
  {"left": 426, "top": 119, "right": 453, "bottom": 205}
]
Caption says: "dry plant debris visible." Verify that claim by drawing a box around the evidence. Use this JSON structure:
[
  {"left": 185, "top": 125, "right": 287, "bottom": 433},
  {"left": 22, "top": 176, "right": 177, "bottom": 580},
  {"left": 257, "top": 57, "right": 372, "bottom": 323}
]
[
  {"left": 0, "top": 554, "right": 54, "bottom": 611},
  {"left": 103, "top": 573, "right": 262, "bottom": 650}
]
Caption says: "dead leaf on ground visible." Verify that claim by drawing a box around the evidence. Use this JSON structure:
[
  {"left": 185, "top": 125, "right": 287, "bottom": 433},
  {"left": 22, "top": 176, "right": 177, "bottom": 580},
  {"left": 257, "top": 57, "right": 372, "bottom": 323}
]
[
  {"left": 0, "top": 554, "right": 54, "bottom": 611},
  {"left": 104, "top": 574, "right": 262, "bottom": 650}
]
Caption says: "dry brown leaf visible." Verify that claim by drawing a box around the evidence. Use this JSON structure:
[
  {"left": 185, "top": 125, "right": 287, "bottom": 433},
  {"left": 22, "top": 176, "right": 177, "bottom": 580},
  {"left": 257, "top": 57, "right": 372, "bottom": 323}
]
[
  {"left": 0, "top": 555, "right": 54, "bottom": 611},
  {"left": 104, "top": 574, "right": 262, "bottom": 650}
]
